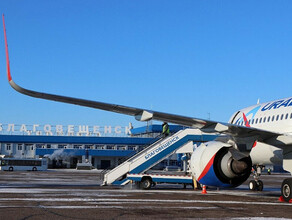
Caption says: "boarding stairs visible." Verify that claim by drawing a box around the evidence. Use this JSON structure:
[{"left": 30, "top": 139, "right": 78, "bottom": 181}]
[{"left": 102, "top": 128, "right": 203, "bottom": 186}]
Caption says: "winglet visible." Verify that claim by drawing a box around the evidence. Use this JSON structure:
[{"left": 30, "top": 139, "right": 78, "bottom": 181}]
[{"left": 2, "top": 14, "right": 12, "bottom": 82}]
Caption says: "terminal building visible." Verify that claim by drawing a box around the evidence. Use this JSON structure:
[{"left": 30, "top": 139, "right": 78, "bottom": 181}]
[
  {"left": 0, "top": 123, "right": 213, "bottom": 170},
  {"left": 0, "top": 122, "right": 284, "bottom": 173}
]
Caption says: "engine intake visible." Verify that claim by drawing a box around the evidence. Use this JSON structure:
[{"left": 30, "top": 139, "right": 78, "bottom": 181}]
[{"left": 191, "top": 141, "right": 252, "bottom": 188}]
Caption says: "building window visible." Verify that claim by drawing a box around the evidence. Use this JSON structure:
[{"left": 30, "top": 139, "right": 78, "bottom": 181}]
[
  {"left": 117, "top": 145, "right": 126, "bottom": 150},
  {"left": 17, "top": 144, "right": 22, "bottom": 151},
  {"left": 73, "top": 145, "right": 82, "bottom": 149},
  {"left": 95, "top": 145, "right": 104, "bottom": 150},
  {"left": 24, "top": 144, "right": 33, "bottom": 151},
  {"left": 85, "top": 145, "right": 93, "bottom": 149},
  {"left": 6, "top": 144, "right": 11, "bottom": 151},
  {"left": 128, "top": 145, "right": 137, "bottom": 151},
  {"left": 106, "top": 145, "right": 115, "bottom": 150},
  {"left": 58, "top": 144, "right": 66, "bottom": 149},
  {"left": 36, "top": 144, "right": 46, "bottom": 149}
]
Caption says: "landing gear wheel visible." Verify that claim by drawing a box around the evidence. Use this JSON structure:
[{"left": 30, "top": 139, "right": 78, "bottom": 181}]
[
  {"left": 140, "top": 178, "right": 152, "bottom": 190},
  {"left": 281, "top": 178, "right": 292, "bottom": 202},
  {"left": 249, "top": 180, "right": 264, "bottom": 191},
  {"left": 249, "top": 180, "right": 257, "bottom": 190},
  {"left": 257, "top": 180, "right": 263, "bottom": 191}
]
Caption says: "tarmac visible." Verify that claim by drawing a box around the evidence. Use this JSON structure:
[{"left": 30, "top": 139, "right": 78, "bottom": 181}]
[{"left": 0, "top": 169, "right": 291, "bottom": 220}]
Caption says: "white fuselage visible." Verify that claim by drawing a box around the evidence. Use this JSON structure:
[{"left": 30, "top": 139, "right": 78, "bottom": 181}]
[
  {"left": 227, "top": 97, "right": 292, "bottom": 166},
  {"left": 228, "top": 97, "right": 292, "bottom": 134}
]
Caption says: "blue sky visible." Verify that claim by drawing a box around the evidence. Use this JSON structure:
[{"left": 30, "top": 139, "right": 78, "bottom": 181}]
[{"left": 1, "top": 1, "right": 292, "bottom": 129}]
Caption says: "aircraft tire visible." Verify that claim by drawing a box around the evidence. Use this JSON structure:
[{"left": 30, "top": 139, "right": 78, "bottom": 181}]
[
  {"left": 257, "top": 180, "right": 263, "bottom": 191},
  {"left": 281, "top": 178, "right": 292, "bottom": 202},
  {"left": 249, "top": 180, "right": 257, "bottom": 191}
]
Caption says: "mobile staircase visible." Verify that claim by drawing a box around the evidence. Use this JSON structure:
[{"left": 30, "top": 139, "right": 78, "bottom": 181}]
[{"left": 102, "top": 128, "right": 213, "bottom": 186}]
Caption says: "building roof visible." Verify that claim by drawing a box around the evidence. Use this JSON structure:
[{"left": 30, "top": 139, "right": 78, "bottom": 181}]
[{"left": 0, "top": 135, "right": 154, "bottom": 145}]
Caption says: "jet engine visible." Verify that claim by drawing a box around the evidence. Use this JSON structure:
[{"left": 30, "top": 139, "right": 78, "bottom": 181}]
[{"left": 190, "top": 141, "right": 252, "bottom": 188}]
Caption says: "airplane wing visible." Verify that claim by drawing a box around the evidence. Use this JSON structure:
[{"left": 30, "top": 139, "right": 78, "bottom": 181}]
[{"left": 3, "top": 15, "right": 291, "bottom": 147}]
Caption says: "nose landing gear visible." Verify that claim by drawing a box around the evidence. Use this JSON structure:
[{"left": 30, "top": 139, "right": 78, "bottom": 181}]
[
  {"left": 249, "top": 179, "right": 263, "bottom": 191},
  {"left": 249, "top": 165, "right": 264, "bottom": 191}
]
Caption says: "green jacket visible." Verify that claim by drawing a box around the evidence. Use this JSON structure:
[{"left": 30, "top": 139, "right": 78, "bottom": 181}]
[{"left": 162, "top": 123, "right": 170, "bottom": 135}]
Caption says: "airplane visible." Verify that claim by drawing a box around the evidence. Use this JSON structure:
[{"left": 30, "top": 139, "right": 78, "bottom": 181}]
[{"left": 2, "top": 14, "right": 292, "bottom": 202}]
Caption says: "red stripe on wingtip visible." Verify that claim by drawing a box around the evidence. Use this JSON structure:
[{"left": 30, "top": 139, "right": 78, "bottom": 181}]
[{"left": 2, "top": 14, "right": 12, "bottom": 82}]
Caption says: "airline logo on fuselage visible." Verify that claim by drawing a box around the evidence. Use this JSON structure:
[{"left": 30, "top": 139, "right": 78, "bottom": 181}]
[
  {"left": 234, "top": 97, "right": 292, "bottom": 126},
  {"left": 261, "top": 98, "right": 292, "bottom": 111},
  {"left": 235, "top": 106, "right": 261, "bottom": 125}
]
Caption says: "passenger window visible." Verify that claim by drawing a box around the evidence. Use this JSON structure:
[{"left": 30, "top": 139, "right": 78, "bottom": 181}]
[
  {"left": 267, "top": 116, "right": 270, "bottom": 122},
  {"left": 276, "top": 115, "right": 279, "bottom": 121},
  {"left": 263, "top": 117, "right": 266, "bottom": 123},
  {"left": 251, "top": 119, "right": 254, "bottom": 124},
  {"left": 281, "top": 114, "right": 284, "bottom": 120},
  {"left": 259, "top": 118, "right": 262, "bottom": 123},
  {"left": 272, "top": 116, "right": 274, "bottom": 121},
  {"left": 248, "top": 120, "right": 251, "bottom": 125},
  {"left": 255, "top": 118, "right": 258, "bottom": 124},
  {"left": 290, "top": 113, "right": 292, "bottom": 119},
  {"left": 286, "top": 113, "right": 289, "bottom": 119}
]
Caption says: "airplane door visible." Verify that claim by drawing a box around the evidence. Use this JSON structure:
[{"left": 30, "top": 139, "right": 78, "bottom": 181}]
[{"left": 230, "top": 111, "right": 241, "bottom": 124}]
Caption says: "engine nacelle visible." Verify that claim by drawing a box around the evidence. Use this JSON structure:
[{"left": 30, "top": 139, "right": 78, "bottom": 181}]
[{"left": 190, "top": 141, "right": 252, "bottom": 188}]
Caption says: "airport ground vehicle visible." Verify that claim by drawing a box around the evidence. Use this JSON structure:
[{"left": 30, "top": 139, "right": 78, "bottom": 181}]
[
  {"left": 127, "top": 173, "right": 193, "bottom": 189},
  {"left": 0, "top": 157, "right": 47, "bottom": 171}
]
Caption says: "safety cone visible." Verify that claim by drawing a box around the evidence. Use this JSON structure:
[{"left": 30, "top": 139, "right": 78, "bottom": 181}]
[
  {"left": 278, "top": 196, "right": 285, "bottom": 202},
  {"left": 279, "top": 196, "right": 292, "bottom": 203},
  {"left": 201, "top": 185, "right": 207, "bottom": 194}
]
